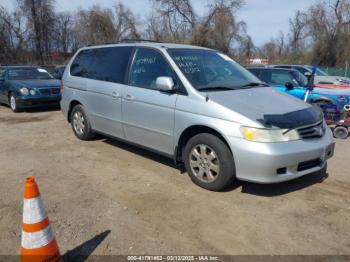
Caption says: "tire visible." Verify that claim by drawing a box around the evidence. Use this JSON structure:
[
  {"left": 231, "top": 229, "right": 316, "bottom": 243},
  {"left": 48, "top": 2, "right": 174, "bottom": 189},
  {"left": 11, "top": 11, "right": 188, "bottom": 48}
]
[
  {"left": 70, "top": 105, "right": 95, "bottom": 140},
  {"left": 9, "top": 93, "right": 20, "bottom": 113},
  {"left": 333, "top": 126, "right": 349, "bottom": 139},
  {"left": 183, "top": 133, "right": 235, "bottom": 191}
]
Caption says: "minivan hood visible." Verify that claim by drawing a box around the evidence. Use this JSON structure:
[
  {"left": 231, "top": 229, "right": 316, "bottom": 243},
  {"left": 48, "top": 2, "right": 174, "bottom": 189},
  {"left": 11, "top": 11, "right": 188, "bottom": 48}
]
[
  {"left": 9, "top": 79, "right": 60, "bottom": 88},
  {"left": 206, "top": 86, "right": 322, "bottom": 129}
]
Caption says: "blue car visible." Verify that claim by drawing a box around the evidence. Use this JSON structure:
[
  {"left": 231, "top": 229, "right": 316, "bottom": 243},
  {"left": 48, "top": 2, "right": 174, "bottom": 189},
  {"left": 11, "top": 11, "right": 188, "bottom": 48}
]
[
  {"left": 247, "top": 67, "right": 350, "bottom": 111},
  {"left": 0, "top": 66, "right": 61, "bottom": 112}
]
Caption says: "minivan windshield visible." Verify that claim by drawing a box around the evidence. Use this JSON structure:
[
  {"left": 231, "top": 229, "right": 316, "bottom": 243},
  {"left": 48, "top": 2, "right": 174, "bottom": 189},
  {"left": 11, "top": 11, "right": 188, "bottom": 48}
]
[
  {"left": 168, "top": 49, "right": 266, "bottom": 91},
  {"left": 8, "top": 68, "right": 53, "bottom": 80}
]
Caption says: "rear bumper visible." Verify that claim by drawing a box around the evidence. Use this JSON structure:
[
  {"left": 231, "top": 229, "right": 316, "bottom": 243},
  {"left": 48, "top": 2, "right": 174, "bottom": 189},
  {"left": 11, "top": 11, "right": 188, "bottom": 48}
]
[
  {"left": 16, "top": 95, "right": 61, "bottom": 108},
  {"left": 227, "top": 127, "right": 335, "bottom": 183}
]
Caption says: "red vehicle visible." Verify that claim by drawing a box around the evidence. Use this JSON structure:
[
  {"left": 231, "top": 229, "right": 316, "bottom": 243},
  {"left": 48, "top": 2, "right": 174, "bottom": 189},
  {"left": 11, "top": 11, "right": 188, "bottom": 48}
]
[
  {"left": 305, "top": 68, "right": 350, "bottom": 139},
  {"left": 322, "top": 104, "right": 350, "bottom": 139},
  {"left": 315, "top": 83, "right": 350, "bottom": 89}
]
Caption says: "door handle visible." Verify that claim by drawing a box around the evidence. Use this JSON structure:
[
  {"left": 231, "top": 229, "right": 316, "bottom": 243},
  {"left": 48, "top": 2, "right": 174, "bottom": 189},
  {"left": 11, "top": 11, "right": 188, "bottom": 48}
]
[
  {"left": 124, "top": 94, "right": 135, "bottom": 101},
  {"left": 111, "top": 91, "right": 120, "bottom": 98}
]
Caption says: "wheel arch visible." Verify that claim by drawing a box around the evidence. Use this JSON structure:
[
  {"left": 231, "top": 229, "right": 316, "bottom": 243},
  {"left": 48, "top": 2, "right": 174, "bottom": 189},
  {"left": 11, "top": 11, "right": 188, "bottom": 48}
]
[
  {"left": 309, "top": 96, "right": 336, "bottom": 104},
  {"left": 175, "top": 125, "right": 232, "bottom": 164},
  {"left": 67, "top": 100, "right": 82, "bottom": 122}
]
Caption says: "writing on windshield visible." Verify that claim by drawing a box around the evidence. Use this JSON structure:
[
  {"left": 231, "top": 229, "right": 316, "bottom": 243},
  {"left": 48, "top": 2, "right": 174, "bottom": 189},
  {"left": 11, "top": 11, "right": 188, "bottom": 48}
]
[{"left": 168, "top": 49, "right": 263, "bottom": 91}]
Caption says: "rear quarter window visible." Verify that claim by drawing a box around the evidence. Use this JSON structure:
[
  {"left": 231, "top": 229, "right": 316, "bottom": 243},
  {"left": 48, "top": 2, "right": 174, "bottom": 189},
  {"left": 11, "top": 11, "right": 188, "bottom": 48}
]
[{"left": 70, "top": 46, "right": 134, "bottom": 84}]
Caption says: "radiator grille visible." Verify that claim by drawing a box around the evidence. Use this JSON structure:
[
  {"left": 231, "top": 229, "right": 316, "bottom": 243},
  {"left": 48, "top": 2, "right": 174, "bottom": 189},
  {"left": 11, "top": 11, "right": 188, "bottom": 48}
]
[{"left": 297, "top": 121, "right": 325, "bottom": 139}]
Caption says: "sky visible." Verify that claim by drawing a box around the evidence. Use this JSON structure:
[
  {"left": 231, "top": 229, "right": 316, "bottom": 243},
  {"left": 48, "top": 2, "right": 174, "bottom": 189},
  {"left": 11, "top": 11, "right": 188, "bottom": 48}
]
[{"left": 0, "top": 0, "right": 316, "bottom": 46}]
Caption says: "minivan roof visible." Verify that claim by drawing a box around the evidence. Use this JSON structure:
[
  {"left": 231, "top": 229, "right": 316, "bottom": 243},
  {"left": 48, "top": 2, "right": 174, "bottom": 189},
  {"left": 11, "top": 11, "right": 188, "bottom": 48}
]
[{"left": 80, "top": 42, "right": 212, "bottom": 51}]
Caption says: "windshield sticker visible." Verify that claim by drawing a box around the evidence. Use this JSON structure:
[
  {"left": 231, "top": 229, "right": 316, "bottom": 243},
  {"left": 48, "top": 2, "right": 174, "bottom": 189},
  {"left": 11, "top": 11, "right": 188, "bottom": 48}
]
[{"left": 37, "top": 68, "right": 48, "bottom": 73}]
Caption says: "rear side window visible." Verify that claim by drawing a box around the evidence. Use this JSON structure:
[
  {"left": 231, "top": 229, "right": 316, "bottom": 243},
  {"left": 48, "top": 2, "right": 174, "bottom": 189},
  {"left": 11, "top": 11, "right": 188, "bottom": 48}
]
[
  {"left": 259, "top": 70, "right": 272, "bottom": 83},
  {"left": 270, "top": 71, "right": 294, "bottom": 85},
  {"left": 70, "top": 47, "right": 133, "bottom": 84},
  {"left": 295, "top": 66, "right": 309, "bottom": 75}
]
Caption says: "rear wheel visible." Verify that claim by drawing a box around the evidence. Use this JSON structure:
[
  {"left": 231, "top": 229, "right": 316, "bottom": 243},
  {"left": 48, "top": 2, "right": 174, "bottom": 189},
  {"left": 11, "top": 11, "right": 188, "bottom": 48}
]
[
  {"left": 71, "top": 105, "right": 95, "bottom": 140},
  {"left": 333, "top": 126, "right": 349, "bottom": 139},
  {"left": 183, "top": 133, "right": 235, "bottom": 191}
]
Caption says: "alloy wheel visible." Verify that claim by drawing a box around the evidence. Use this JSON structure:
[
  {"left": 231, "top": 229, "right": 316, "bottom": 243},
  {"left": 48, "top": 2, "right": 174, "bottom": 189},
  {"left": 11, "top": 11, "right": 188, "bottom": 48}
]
[
  {"left": 73, "top": 111, "right": 85, "bottom": 135},
  {"left": 10, "top": 96, "right": 16, "bottom": 111},
  {"left": 189, "top": 144, "right": 220, "bottom": 183}
]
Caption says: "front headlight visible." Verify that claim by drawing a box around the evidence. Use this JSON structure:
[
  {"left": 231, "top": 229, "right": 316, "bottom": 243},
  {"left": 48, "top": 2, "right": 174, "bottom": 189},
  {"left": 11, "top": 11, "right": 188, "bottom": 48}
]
[
  {"left": 240, "top": 126, "right": 300, "bottom": 142},
  {"left": 20, "top": 87, "right": 29, "bottom": 95}
]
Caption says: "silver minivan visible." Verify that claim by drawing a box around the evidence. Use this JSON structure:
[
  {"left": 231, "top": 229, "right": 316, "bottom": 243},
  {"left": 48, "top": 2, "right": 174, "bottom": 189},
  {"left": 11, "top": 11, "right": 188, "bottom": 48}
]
[{"left": 61, "top": 42, "right": 335, "bottom": 191}]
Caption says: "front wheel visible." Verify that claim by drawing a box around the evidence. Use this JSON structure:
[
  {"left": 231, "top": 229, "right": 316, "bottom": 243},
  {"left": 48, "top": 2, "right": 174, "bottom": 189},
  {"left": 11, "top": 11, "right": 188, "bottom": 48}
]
[
  {"left": 183, "top": 133, "right": 236, "bottom": 191},
  {"left": 71, "top": 105, "right": 95, "bottom": 140},
  {"left": 9, "top": 94, "right": 20, "bottom": 113}
]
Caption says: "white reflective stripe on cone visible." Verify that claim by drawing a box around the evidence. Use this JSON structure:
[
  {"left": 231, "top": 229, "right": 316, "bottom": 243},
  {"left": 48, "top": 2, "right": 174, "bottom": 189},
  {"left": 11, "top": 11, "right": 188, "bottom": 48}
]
[
  {"left": 21, "top": 226, "right": 54, "bottom": 249},
  {"left": 23, "top": 197, "right": 47, "bottom": 224}
]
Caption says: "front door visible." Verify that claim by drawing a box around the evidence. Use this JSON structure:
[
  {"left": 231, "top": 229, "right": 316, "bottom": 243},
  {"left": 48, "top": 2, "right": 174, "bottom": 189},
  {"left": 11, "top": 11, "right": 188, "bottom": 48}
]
[{"left": 122, "top": 48, "right": 178, "bottom": 155}]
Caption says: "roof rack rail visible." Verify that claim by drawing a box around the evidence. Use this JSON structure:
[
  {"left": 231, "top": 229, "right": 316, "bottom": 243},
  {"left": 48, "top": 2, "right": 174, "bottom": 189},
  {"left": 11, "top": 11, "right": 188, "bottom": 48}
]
[
  {"left": 118, "top": 38, "right": 163, "bottom": 43},
  {"left": 86, "top": 39, "right": 163, "bottom": 47}
]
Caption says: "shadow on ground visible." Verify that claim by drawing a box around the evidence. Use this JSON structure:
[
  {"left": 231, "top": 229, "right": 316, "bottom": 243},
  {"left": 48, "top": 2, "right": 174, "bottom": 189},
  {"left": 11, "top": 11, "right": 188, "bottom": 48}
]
[
  {"left": 102, "top": 138, "right": 178, "bottom": 170},
  {"left": 238, "top": 171, "right": 329, "bottom": 197},
  {"left": 63, "top": 230, "right": 111, "bottom": 261},
  {"left": 0, "top": 104, "right": 60, "bottom": 114},
  {"left": 23, "top": 105, "right": 61, "bottom": 113}
]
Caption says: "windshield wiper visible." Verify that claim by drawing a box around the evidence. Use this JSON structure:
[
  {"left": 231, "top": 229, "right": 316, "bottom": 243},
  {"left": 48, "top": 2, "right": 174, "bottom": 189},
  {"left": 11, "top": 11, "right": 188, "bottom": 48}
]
[
  {"left": 238, "top": 82, "right": 269, "bottom": 89},
  {"left": 197, "top": 86, "right": 236, "bottom": 92}
]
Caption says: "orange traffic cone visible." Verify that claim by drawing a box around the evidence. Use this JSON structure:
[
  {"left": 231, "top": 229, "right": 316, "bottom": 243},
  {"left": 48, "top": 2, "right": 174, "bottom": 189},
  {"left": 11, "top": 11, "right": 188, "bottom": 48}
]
[{"left": 20, "top": 177, "right": 62, "bottom": 262}]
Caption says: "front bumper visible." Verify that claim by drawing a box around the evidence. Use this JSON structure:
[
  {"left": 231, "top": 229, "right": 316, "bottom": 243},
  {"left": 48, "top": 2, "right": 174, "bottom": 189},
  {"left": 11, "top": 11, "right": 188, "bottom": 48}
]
[
  {"left": 16, "top": 95, "right": 61, "bottom": 109},
  {"left": 227, "top": 127, "right": 335, "bottom": 183}
]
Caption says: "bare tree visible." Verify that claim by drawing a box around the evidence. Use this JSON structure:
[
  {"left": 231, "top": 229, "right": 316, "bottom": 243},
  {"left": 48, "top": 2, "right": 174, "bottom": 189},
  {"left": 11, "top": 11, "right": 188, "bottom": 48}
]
[
  {"left": 73, "top": 3, "right": 140, "bottom": 48},
  {"left": 18, "top": 0, "right": 56, "bottom": 64},
  {"left": 307, "top": 0, "right": 350, "bottom": 66},
  {"left": 0, "top": 6, "right": 27, "bottom": 63},
  {"left": 288, "top": 10, "right": 308, "bottom": 53},
  {"left": 147, "top": 0, "right": 195, "bottom": 42},
  {"left": 114, "top": 3, "right": 140, "bottom": 41},
  {"left": 192, "top": 0, "right": 245, "bottom": 53}
]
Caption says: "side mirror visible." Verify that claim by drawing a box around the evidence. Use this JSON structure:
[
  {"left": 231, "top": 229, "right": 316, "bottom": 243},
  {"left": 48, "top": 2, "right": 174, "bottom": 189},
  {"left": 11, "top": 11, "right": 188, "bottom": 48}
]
[
  {"left": 285, "top": 82, "right": 294, "bottom": 90},
  {"left": 155, "top": 77, "right": 175, "bottom": 92},
  {"left": 304, "top": 72, "right": 311, "bottom": 77}
]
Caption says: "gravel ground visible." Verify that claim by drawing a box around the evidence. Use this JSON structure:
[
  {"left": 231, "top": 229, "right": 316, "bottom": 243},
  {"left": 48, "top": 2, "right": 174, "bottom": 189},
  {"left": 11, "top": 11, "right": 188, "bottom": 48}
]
[{"left": 0, "top": 106, "right": 349, "bottom": 257}]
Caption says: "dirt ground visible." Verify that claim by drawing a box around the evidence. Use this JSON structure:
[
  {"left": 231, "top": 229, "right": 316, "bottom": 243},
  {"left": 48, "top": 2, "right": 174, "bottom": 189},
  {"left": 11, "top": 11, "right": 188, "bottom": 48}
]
[{"left": 0, "top": 105, "right": 349, "bottom": 257}]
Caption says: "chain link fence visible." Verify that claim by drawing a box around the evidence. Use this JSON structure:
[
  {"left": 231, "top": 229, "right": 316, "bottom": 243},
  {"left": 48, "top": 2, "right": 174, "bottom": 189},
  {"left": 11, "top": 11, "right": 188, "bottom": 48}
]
[{"left": 320, "top": 66, "right": 349, "bottom": 77}]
